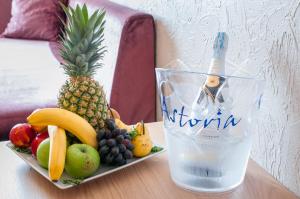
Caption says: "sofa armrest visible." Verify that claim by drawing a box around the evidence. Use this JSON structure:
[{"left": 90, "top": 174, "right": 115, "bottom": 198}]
[
  {"left": 69, "top": 0, "right": 156, "bottom": 124},
  {"left": 0, "top": 0, "right": 12, "bottom": 33}
]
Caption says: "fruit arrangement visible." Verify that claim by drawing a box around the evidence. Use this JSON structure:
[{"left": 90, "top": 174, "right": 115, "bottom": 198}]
[
  {"left": 8, "top": 4, "right": 162, "bottom": 184},
  {"left": 9, "top": 108, "right": 157, "bottom": 181}
]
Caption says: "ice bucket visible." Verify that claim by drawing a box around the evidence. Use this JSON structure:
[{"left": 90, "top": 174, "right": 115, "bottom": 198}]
[{"left": 156, "top": 67, "right": 264, "bottom": 192}]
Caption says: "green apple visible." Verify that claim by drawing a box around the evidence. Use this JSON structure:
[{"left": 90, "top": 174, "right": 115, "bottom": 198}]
[
  {"left": 36, "top": 138, "right": 50, "bottom": 169},
  {"left": 65, "top": 144, "right": 100, "bottom": 178}
]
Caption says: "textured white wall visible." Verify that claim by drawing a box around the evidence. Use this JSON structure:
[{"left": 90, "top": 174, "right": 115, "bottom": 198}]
[{"left": 112, "top": 0, "right": 300, "bottom": 196}]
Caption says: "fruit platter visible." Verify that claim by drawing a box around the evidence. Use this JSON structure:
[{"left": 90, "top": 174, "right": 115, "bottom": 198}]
[
  {"left": 7, "top": 109, "right": 165, "bottom": 189},
  {"left": 6, "top": 4, "right": 165, "bottom": 189},
  {"left": 7, "top": 121, "right": 165, "bottom": 190}
]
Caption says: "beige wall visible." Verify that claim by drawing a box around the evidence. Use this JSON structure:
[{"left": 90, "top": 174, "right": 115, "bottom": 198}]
[{"left": 112, "top": 0, "right": 300, "bottom": 196}]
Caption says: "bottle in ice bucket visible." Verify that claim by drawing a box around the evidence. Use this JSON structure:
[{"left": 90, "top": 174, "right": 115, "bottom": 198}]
[
  {"left": 190, "top": 32, "right": 230, "bottom": 135},
  {"left": 178, "top": 32, "right": 246, "bottom": 191}
]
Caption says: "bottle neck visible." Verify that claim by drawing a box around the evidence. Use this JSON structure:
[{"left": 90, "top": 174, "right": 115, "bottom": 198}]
[
  {"left": 205, "top": 58, "right": 225, "bottom": 87},
  {"left": 208, "top": 58, "right": 225, "bottom": 76}
]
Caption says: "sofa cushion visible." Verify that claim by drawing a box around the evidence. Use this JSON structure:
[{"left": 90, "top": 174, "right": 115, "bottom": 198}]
[
  {"left": 0, "top": 38, "right": 63, "bottom": 139},
  {"left": 0, "top": 38, "right": 119, "bottom": 140},
  {"left": 2, "top": 0, "right": 66, "bottom": 41}
]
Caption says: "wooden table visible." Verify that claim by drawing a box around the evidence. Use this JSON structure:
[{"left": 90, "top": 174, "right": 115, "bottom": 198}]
[{"left": 0, "top": 122, "right": 298, "bottom": 199}]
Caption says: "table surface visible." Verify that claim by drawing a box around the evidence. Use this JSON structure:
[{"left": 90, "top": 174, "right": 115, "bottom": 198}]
[{"left": 0, "top": 122, "right": 298, "bottom": 199}]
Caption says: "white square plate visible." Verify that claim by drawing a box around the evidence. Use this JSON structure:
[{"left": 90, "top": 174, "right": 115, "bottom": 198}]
[{"left": 6, "top": 142, "right": 165, "bottom": 189}]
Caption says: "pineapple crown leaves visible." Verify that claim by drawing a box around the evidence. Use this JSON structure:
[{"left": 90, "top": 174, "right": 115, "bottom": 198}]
[{"left": 59, "top": 3, "right": 106, "bottom": 77}]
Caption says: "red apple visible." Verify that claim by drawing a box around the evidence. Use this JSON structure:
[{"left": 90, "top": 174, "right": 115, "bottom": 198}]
[
  {"left": 31, "top": 131, "right": 49, "bottom": 157},
  {"left": 9, "top": 123, "right": 36, "bottom": 148}
]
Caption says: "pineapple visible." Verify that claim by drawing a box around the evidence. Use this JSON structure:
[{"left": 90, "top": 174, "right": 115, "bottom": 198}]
[{"left": 58, "top": 4, "right": 110, "bottom": 131}]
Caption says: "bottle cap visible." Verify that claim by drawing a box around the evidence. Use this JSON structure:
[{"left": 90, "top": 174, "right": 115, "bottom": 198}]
[{"left": 208, "top": 32, "right": 228, "bottom": 76}]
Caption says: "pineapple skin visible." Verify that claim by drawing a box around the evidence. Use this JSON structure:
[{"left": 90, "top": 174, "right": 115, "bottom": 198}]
[{"left": 58, "top": 77, "right": 110, "bottom": 131}]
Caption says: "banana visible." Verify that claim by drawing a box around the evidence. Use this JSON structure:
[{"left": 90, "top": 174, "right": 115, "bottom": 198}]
[
  {"left": 48, "top": 125, "right": 66, "bottom": 181},
  {"left": 27, "top": 108, "right": 98, "bottom": 148},
  {"left": 115, "top": 118, "right": 132, "bottom": 132},
  {"left": 109, "top": 108, "right": 121, "bottom": 120}
]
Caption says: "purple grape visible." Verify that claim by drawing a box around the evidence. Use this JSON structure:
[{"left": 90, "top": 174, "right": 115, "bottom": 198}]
[
  {"left": 118, "top": 144, "right": 126, "bottom": 153},
  {"left": 122, "top": 139, "right": 130, "bottom": 147},
  {"left": 127, "top": 143, "right": 134, "bottom": 150},
  {"left": 105, "top": 153, "right": 115, "bottom": 164},
  {"left": 111, "top": 146, "right": 119, "bottom": 156},
  {"left": 124, "top": 150, "right": 133, "bottom": 159},
  {"left": 99, "top": 139, "right": 107, "bottom": 147},
  {"left": 114, "top": 154, "right": 125, "bottom": 165},
  {"left": 96, "top": 129, "right": 106, "bottom": 141},
  {"left": 111, "top": 128, "right": 121, "bottom": 137},
  {"left": 106, "top": 119, "right": 116, "bottom": 130},
  {"left": 116, "top": 135, "right": 124, "bottom": 143},
  {"left": 105, "top": 130, "right": 112, "bottom": 139},
  {"left": 107, "top": 139, "right": 117, "bottom": 147},
  {"left": 99, "top": 145, "right": 109, "bottom": 155}
]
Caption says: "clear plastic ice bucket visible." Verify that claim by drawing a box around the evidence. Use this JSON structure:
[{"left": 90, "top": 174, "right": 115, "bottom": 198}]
[{"left": 156, "top": 67, "right": 263, "bottom": 192}]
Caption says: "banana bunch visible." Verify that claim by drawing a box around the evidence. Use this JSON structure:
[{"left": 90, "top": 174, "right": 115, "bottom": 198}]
[
  {"left": 27, "top": 108, "right": 98, "bottom": 148},
  {"left": 27, "top": 108, "right": 98, "bottom": 181}
]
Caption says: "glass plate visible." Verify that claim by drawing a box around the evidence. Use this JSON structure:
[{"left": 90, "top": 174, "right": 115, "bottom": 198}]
[{"left": 6, "top": 142, "right": 165, "bottom": 189}]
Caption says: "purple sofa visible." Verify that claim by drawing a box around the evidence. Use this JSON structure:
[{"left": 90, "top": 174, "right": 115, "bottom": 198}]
[{"left": 0, "top": 0, "right": 156, "bottom": 140}]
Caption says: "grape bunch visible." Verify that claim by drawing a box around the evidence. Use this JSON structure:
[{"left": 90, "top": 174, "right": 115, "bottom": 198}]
[{"left": 96, "top": 119, "right": 134, "bottom": 166}]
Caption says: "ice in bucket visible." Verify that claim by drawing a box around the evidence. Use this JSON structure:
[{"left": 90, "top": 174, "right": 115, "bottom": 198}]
[{"left": 156, "top": 33, "right": 264, "bottom": 192}]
